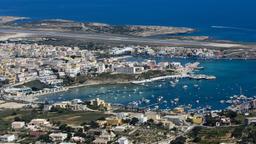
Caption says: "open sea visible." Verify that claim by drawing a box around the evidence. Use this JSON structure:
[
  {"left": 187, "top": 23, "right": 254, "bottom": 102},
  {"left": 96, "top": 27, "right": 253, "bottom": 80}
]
[
  {"left": 1, "top": 0, "right": 256, "bottom": 109},
  {"left": 0, "top": 0, "right": 256, "bottom": 42}
]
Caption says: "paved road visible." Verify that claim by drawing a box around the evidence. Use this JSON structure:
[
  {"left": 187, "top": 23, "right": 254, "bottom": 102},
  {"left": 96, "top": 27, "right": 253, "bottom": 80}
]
[{"left": 0, "top": 28, "right": 249, "bottom": 48}]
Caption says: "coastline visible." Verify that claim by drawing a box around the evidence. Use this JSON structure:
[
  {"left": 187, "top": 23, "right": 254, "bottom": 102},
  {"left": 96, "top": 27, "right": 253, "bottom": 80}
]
[{"left": 5, "top": 73, "right": 218, "bottom": 103}]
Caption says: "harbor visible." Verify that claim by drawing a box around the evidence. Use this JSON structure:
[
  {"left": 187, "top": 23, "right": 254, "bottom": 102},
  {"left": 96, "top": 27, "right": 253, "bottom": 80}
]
[{"left": 35, "top": 58, "right": 256, "bottom": 110}]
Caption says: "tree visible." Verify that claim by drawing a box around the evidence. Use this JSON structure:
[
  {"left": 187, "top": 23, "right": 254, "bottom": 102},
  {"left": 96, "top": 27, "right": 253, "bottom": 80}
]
[
  {"left": 89, "top": 121, "right": 99, "bottom": 128},
  {"left": 14, "top": 116, "right": 22, "bottom": 121},
  {"left": 59, "top": 124, "right": 74, "bottom": 133},
  {"left": 130, "top": 117, "right": 139, "bottom": 125},
  {"left": 97, "top": 117, "right": 106, "bottom": 121},
  {"left": 37, "top": 134, "right": 52, "bottom": 143},
  {"left": 65, "top": 132, "right": 72, "bottom": 141},
  {"left": 11, "top": 111, "right": 17, "bottom": 116},
  {"left": 241, "top": 125, "right": 256, "bottom": 143},
  {"left": 170, "top": 136, "right": 186, "bottom": 144}
]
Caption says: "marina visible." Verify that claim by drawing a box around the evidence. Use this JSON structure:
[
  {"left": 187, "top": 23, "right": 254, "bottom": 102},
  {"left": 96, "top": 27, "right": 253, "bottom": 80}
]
[{"left": 38, "top": 58, "right": 256, "bottom": 110}]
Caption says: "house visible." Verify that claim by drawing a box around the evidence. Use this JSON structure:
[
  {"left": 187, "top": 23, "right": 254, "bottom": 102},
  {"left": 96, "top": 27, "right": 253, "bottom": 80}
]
[
  {"left": 245, "top": 117, "right": 256, "bottom": 125},
  {"left": 116, "top": 112, "right": 129, "bottom": 119},
  {"left": 106, "top": 117, "right": 122, "bottom": 126},
  {"left": 97, "top": 63, "right": 106, "bottom": 73},
  {"left": 93, "top": 130, "right": 116, "bottom": 144},
  {"left": 192, "top": 115, "right": 204, "bottom": 125},
  {"left": 93, "top": 138, "right": 108, "bottom": 144},
  {"left": 117, "top": 137, "right": 129, "bottom": 144},
  {"left": 90, "top": 98, "right": 112, "bottom": 110},
  {"left": 0, "top": 134, "right": 16, "bottom": 142},
  {"left": 158, "top": 119, "right": 175, "bottom": 129},
  {"left": 96, "top": 120, "right": 107, "bottom": 127},
  {"left": 220, "top": 117, "right": 231, "bottom": 125},
  {"left": 130, "top": 113, "right": 147, "bottom": 123},
  {"left": 53, "top": 101, "right": 71, "bottom": 109},
  {"left": 29, "top": 131, "right": 47, "bottom": 138},
  {"left": 71, "top": 136, "right": 85, "bottom": 143},
  {"left": 163, "top": 115, "right": 188, "bottom": 126},
  {"left": 4, "top": 87, "right": 32, "bottom": 96},
  {"left": 145, "top": 112, "right": 161, "bottom": 121},
  {"left": 43, "top": 105, "right": 53, "bottom": 111},
  {"left": 49, "top": 133, "right": 68, "bottom": 142},
  {"left": 29, "top": 119, "right": 51, "bottom": 127},
  {"left": 113, "top": 126, "right": 126, "bottom": 132},
  {"left": 65, "top": 64, "right": 81, "bottom": 77},
  {"left": 11, "top": 121, "right": 25, "bottom": 130}
]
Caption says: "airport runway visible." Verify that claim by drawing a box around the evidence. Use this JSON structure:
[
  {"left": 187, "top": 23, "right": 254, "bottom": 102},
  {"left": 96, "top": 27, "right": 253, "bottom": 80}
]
[{"left": 0, "top": 28, "right": 250, "bottom": 48}]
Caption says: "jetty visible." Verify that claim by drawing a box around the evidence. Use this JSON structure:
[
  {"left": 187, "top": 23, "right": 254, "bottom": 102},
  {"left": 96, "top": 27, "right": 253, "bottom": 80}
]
[
  {"left": 131, "top": 74, "right": 216, "bottom": 84},
  {"left": 131, "top": 74, "right": 189, "bottom": 84}
]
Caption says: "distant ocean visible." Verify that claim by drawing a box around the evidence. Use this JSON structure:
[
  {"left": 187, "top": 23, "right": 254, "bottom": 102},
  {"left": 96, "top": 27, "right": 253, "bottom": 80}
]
[{"left": 0, "top": 0, "right": 256, "bottom": 42}]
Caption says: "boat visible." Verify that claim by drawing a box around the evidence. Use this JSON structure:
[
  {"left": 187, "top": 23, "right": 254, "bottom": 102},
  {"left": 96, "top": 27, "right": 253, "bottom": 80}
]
[
  {"left": 170, "top": 81, "right": 176, "bottom": 85},
  {"left": 220, "top": 100, "right": 225, "bottom": 104},
  {"left": 174, "top": 98, "right": 179, "bottom": 102},
  {"left": 183, "top": 85, "right": 188, "bottom": 89},
  {"left": 170, "top": 81, "right": 176, "bottom": 87},
  {"left": 141, "top": 98, "right": 150, "bottom": 104},
  {"left": 157, "top": 96, "right": 164, "bottom": 102}
]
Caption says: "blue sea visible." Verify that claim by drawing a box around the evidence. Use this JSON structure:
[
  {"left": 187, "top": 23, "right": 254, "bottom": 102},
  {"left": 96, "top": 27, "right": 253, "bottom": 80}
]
[
  {"left": 1, "top": 0, "right": 256, "bottom": 109},
  {"left": 0, "top": 0, "right": 256, "bottom": 42},
  {"left": 41, "top": 57, "right": 256, "bottom": 110}
]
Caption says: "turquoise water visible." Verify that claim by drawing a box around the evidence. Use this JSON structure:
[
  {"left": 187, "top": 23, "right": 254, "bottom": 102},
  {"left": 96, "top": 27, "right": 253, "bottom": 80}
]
[
  {"left": 41, "top": 58, "right": 256, "bottom": 110},
  {"left": 0, "top": 0, "right": 256, "bottom": 42}
]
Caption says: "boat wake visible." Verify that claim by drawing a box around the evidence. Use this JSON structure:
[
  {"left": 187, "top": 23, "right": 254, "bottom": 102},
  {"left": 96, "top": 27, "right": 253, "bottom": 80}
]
[{"left": 211, "top": 25, "right": 256, "bottom": 32}]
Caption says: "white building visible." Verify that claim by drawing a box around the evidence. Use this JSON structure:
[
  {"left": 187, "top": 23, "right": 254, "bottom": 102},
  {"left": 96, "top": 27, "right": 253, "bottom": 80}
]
[
  {"left": 113, "top": 126, "right": 126, "bottom": 132},
  {"left": 49, "top": 133, "right": 68, "bottom": 142},
  {"left": 0, "top": 134, "right": 16, "bottom": 142},
  {"left": 29, "top": 119, "right": 51, "bottom": 127},
  {"left": 116, "top": 112, "right": 129, "bottom": 119},
  {"left": 65, "top": 64, "right": 81, "bottom": 77},
  {"left": 111, "top": 47, "right": 134, "bottom": 55},
  {"left": 97, "top": 63, "right": 106, "bottom": 73},
  {"left": 130, "top": 113, "right": 148, "bottom": 123},
  {"left": 11, "top": 121, "right": 25, "bottom": 130},
  {"left": 118, "top": 137, "right": 129, "bottom": 144},
  {"left": 4, "top": 87, "right": 32, "bottom": 96},
  {"left": 113, "top": 66, "right": 144, "bottom": 74}
]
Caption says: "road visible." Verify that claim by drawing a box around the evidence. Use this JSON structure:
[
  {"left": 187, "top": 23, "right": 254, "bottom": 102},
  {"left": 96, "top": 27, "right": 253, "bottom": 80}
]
[{"left": 0, "top": 28, "right": 250, "bottom": 48}]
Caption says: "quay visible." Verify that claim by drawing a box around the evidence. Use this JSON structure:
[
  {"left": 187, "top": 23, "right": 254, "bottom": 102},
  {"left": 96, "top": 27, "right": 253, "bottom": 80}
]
[
  {"left": 131, "top": 74, "right": 189, "bottom": 84},
  {"left": 131, "top": 74, "right": 216, "bottom": 84}
]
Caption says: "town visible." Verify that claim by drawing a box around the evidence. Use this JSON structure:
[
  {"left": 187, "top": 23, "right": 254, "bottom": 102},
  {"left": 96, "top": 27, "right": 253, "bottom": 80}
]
[
  {"left": 0, "top": 96, "right": 256, "bottom": 143},
  {"left": 0, "top": 42, "right": 216, "bottom": 101}
]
